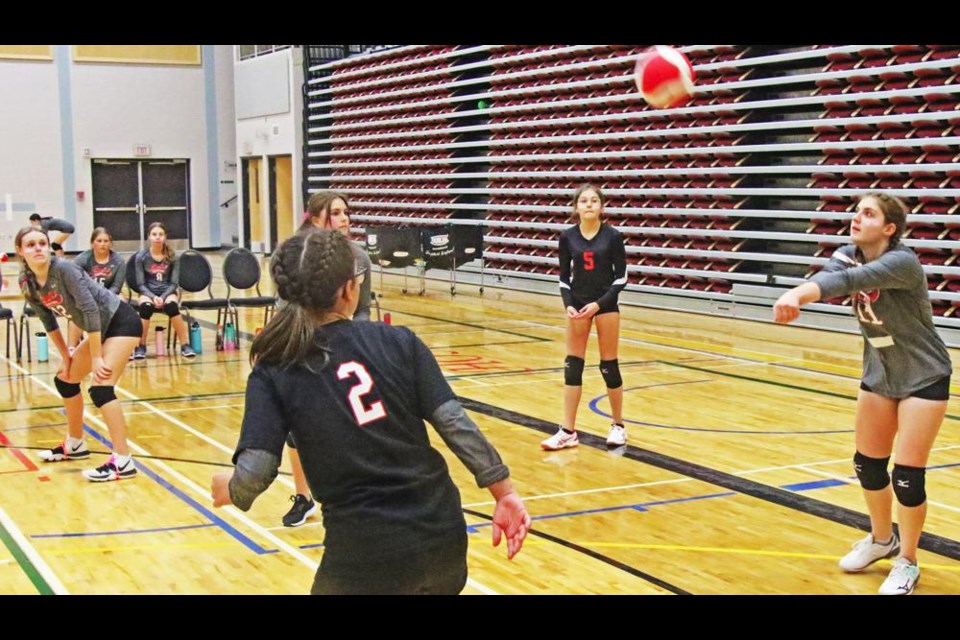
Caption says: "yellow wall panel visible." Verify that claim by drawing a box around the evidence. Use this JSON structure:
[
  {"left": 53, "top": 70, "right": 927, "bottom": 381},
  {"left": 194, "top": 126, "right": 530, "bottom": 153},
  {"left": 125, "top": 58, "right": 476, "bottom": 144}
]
[
  {"left": 0, "top": 45, "right": 53, "bottom": 61},
  {"left": 72, "top": 45, "right": 201, "bottom": 66}
]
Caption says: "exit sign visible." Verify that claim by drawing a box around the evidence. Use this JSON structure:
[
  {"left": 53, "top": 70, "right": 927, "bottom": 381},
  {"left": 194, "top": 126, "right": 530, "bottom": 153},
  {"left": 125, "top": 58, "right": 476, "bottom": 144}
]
[{"left": 133, "top": 144, "right": 151, "bottom": 157}]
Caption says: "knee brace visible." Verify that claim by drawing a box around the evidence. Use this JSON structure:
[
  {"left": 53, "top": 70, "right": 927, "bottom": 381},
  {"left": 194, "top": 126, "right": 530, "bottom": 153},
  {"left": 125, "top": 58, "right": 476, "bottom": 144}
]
[
  {"left": 51, "top": 242, "right": 63, "bottom": 252},
  {"left": 892, "top": 464, "right": 926, "bottom": 507},
  {"left": 163, "top": 301, "right": 180, "bottom": 318},
  {"left": 853, "top": 451, "right": 890, "bottom": 491},
  {"left": 54, "top": 376, "right": 82, "bottom": 399},
  {"left": 564, "top": 356, "right": 585, "bottom": 386},
  {"left": 88, "top": 385, "right": 117, "bottom": 408},
  {"left": 599, "top": 359, "right": 623, "bottom": 389},
  {"left": 138, "top": 301, "right": 155, "bottom": 320}
]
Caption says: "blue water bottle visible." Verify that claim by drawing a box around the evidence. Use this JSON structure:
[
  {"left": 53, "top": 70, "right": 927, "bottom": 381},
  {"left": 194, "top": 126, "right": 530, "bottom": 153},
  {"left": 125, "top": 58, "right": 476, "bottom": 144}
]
[
  {"left": 224, "top": 322, "right": 236, "bottom": 351},
  {"left": 189, "top": 322, "right": 203, "bottom": 354},
  {"left": 36, "top": 332, "right": 49, "bottom": 362}
]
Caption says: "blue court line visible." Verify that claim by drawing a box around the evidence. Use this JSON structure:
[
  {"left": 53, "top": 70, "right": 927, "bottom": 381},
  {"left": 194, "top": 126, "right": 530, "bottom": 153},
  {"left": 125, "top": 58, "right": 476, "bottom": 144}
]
[
  {"left": 781, "top": 479, "right": 848, "bottom": 492},
  {"left": 80, "top": 424, "right": 275, "bottom": 555},
  {"left": 31, "top": 523, "right": 216, "bottom": 539}
]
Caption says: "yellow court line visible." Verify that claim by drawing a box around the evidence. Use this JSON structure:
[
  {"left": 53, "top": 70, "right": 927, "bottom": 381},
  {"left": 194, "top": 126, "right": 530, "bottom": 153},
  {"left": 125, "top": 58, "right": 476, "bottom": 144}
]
[
  {"left": 566, "top": 541, "right": 960, "bottom": 571},
  {"left": 37, "top": 541, "right": 249, "bottom": 556}
]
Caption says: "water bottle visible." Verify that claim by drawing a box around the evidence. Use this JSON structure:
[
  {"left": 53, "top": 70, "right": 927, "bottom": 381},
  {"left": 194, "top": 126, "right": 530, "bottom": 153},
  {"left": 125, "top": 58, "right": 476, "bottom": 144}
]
[
  {"left": 224, "top": 323, "right": 236, "bottom": 351},
  {"left": 383, "top": 312, "right": 392, "bottom": 325},
  {"left": 189, "top": 322, "right": 202, "bottom": 354},
  {"left": 155, "top": 326, "right": 166, "bottom": 357},
  {"left": 215, "top": 324, "right": 224, "bottom": 351},
  {"left": 36, "top": 332, "right": 49, "bottom": 362}
]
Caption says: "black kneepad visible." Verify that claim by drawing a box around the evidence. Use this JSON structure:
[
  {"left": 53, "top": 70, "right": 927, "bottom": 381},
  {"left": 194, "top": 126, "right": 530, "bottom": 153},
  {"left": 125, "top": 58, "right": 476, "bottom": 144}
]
[
  {"left": 51, "top": 242, "right": 63, "bottom": 252},
  {"left": 163, "top": 301, "right": 180, "bottom": 318},
  {"left": 892, "top": 464, "right": 926, "bottom": 507},
  {"left": 54, "top": 376, "right": 81, "bottom": 399},
  {"left": 564, "top": 356, "right": 585, "bottom": 386},
  {"left": 139, "top": 302, "right": 155, "bottom": 320},
  {"left": 853, "top": 451, "right": 890, "bottom": 490},
  {"left": 88, "top": 385, "right": 117, "bottom": 408},
  {"left": 599, "top": 359, "right": 622, "bottom": 389}
]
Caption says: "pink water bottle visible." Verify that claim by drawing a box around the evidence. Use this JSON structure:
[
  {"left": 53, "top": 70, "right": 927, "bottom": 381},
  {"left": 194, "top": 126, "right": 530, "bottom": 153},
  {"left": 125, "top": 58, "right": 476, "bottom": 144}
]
[{"left": 155, "top": 326, "right": 166, "bottom": 357}]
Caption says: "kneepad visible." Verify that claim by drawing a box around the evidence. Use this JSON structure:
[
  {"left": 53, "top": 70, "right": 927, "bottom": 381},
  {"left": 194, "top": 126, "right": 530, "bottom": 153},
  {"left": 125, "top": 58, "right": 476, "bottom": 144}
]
[
  {"left": 163, "top": 301, "right": 180, "bottom": 318},
  {"left": 892, "top": 464, "right": 926, "bottom": 507},
  {"left": 564, "top": 356, "right": 585, "bottom": 386},
  {"left": 853, "top": 451, "right": 890, "bottom": 491},
  {"left": 54, "top": 376, "right": 82, "bottom": 399},
  {"left": 599, "top": 359, "right": 622, "bottom": 389},
  {"left": 88, "top": 385, "right": 117, "bottom": 408},
  {"left": 138, "top": 301, "right": 155, "bottom": 320}
]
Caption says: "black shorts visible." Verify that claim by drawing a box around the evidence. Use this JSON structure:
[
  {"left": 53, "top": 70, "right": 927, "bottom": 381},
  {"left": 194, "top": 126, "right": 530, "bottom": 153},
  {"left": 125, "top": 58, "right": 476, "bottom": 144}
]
[
  {"left": 310, "top": 529, "right": 468, "bottom": 595},
  {"left": 860, "top": 376, "right": 951, "bottom": 402},
  {"left": 569, "top": 294, "right": 619, "bottom": 316},
  {"left": 103, "top": 302, "right": 143, "bottom": 340}
]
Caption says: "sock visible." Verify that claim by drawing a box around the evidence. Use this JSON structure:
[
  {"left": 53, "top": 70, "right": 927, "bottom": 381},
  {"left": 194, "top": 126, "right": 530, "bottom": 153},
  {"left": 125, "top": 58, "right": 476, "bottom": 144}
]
[
  {"left": 561, "top": 427, "right": 575, "bottom": 434},
  {"left": 67, "top": 436, "right": 84, "bottom": 449},
  {"left": 113, "top": 453, "right": 132, "bottom": 468}
]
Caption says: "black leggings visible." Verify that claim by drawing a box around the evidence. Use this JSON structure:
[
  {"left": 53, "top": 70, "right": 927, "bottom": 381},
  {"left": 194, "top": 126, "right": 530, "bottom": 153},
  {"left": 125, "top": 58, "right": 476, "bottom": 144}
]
[{"left": 310, "top": 531, "right": 468, "bottom": 595}]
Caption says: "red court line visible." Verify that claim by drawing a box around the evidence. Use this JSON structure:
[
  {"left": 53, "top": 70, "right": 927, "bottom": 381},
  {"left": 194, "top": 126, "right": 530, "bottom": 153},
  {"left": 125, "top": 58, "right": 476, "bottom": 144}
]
[{"left": 0, "top": 431, "right": 41, "bottom": 473}]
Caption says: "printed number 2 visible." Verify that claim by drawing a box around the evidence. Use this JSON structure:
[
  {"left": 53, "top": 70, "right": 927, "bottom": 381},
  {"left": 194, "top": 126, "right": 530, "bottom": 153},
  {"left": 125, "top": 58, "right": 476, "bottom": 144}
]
[
  {"left": 583, "top": 251, "right": 595, "bottom": 270},
  {"left": 337, "top": 361, "right": 387, "bottom": 426}
]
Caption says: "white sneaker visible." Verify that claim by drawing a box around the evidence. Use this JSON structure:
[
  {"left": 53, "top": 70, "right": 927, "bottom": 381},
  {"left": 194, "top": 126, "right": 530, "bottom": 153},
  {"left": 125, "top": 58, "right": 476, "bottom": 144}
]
[
  {"left": 838, "top": 533, "right": 900, "bottom": 572},
  {"left": 541, "top": 428, "right": 579, "bottom": 451},
  {"left": 83, "top": 455, "right": 138, "bottom": 481},
  {"left": 606, "top": 424, "right": 627, "bottom": 446},
  {"left": 39, "top": 440, "right": 90, "bottom": 462},
  {"left": 878, "top": 557, "right": 920, "bottom": 595}
]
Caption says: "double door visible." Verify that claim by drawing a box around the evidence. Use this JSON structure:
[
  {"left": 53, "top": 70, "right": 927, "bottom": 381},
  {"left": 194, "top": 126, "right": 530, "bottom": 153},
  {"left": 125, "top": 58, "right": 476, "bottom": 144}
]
[{"left": 91, "top": 159, "right": 190, "bottom": 251}]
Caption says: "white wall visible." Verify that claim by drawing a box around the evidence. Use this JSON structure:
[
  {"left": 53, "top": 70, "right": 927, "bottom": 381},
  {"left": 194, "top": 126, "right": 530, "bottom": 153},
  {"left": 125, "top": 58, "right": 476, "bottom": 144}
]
[
  {"left": 0, "top": 45, "right": 237, "bottom": 253},
  {"left": 0, "top": 58, "right": 65, "bottom": 249},
  {"left": 215, "top": 45, "right": 239, "bottom": 246},
  {"left": 234, "top": 47, "right": 301, "bottom": 252}
]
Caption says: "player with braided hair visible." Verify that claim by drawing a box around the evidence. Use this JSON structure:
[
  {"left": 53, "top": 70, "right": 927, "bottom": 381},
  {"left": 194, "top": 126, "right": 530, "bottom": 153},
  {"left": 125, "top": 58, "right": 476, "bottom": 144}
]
[{"left": 212, "top": 229, "right": 530, "bottom": 594}]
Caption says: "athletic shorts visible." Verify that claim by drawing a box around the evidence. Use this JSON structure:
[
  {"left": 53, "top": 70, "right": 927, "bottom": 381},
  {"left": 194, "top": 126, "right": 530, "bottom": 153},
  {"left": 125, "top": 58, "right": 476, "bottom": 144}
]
[
  {"left": 103, "top": 302, "right": 143, "bottom": 339},
  {"left": 860, "top": 376, "right": 951, "bottom": 402},
  {"left": 569, "top": 293, "right": 619, "bottom": 316}
]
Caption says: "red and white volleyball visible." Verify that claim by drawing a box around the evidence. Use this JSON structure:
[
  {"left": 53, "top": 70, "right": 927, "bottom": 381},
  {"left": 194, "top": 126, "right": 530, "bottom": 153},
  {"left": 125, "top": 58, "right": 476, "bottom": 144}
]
[{"left": 634, "top": 45, "right": 696, "bottom": 109}]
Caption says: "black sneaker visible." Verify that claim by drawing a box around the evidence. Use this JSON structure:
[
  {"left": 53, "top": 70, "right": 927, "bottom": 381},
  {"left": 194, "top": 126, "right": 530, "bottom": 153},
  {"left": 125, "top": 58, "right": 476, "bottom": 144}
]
[
  {"left": 83, "top": 455, "right": 138, "bottom": 482},
  {"left": 133, "top": 344, "right": 147, "bottom": 360},
  {"left": 282, "top": 494, "right": 317, "bottom": 527},
  {"left": 39, "top": 440, "right": 90, "bottom": 462}
]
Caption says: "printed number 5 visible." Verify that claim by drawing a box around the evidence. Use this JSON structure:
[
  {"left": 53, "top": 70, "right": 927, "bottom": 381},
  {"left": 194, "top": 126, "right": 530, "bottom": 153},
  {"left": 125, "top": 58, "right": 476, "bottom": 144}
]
[
  {"left": 337, "top": 361, "right": 387, "bottom": 426},
  {"left": 583, "top": 251, "right": 595, "bottom": 270}
]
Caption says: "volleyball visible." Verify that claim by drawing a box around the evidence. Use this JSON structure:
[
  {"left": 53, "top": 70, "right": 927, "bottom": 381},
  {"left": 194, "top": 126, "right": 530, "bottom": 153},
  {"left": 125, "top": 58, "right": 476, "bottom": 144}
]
[{"left": 634, "top": 45, "right": 696, "bottom": 109}]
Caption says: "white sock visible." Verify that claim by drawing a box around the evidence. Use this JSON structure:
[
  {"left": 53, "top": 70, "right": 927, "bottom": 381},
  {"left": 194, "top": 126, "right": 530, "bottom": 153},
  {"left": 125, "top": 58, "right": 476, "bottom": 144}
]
[
  {"left": 66, "top": 436, "right": 84, "bottom": 449},
  {"left": 113, "top": 453, "right": 132, "bottom": 467}
]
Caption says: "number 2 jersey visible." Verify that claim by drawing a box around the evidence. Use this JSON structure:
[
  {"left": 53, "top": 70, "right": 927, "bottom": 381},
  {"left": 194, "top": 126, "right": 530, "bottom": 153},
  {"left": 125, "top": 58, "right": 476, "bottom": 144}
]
[
  {"left": 809, "top": 243, "right": 952, "bottom": 398},
  {"left": 235, "top": 320, "right": 506, "bottom": 560},
  {"left": 20, "top": 256, "right": 122, "bottom": 334},
  {"left": 558, "top": 223, "right": 627, "bottom": 309}
]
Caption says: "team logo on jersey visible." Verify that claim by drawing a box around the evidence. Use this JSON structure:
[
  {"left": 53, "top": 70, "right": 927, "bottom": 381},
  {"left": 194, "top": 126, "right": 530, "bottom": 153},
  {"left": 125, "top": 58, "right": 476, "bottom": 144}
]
[
  {"left": 148, "top": 263, "right": 169, "bottom": 276},
  {"left": 92, "top": 264, "right": 112, "bottom": 280},
  {"left": 41, "top": 290, "right": 64, "bottom": 308}
]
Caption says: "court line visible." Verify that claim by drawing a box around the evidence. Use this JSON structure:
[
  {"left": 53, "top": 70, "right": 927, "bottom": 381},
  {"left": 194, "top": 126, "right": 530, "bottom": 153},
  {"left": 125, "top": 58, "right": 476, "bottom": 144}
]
[
  {"left": 462, "top": 507, "right": 687, "bottom": 595},
  {"left": 31, "top": 523, "right": 217, "bottom": 539},
  {"left": 457, "top": 396, "right": 960, "bottom": 561},
  {"left": 0, "top": 504, "right": 67, "bottom": 595}
]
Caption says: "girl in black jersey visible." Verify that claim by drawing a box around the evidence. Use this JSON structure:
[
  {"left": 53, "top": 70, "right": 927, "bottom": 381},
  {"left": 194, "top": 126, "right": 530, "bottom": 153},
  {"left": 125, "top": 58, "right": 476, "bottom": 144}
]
[
  {"left": 542, "top": 184, "right": 629, "bottom": 451},
  {"left": 131, "top": 222, "right": 195, "bottom": 359},
  {"left": 16, "top": 226, "right": 142, "bottom": 481},
  {"left": 211, "top": 229, "right": 530, "bottom": 594}
]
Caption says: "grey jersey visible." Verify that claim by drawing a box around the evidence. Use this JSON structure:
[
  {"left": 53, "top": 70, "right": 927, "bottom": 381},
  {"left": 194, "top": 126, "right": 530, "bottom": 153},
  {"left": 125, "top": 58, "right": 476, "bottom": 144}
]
[
  {"left": 353, "top": 241, "right": 373, "bottom": 322},
  {"left": 74, "top": 250, "right": 125, "bottom": 295},
  {"left": 39, "top": 217, "right": 75, "bottom": 234},
  {"left": 810, "top": 244, "right": 952, "bottom": 398},
  {"left": 20, "top": 257, "right": 122, "bottom": 334},
  {"left": 134, "top": 248, "right": 180, "bottom": 298}
]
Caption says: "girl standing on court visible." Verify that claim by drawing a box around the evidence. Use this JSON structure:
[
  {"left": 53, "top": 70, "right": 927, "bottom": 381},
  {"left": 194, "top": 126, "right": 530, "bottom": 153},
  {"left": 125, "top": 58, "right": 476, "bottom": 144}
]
[
  {"left": 774, "top": 192, "right": 951, "bottom": 595},
  {"left": 212, "top": 230, "right": 530, "bottom": 594},
  {"left": 541, "top": 184, "right": 629, "bottom": 451},
  {"left": 17, "top": 226, "right": 142, "bottom": 481}
]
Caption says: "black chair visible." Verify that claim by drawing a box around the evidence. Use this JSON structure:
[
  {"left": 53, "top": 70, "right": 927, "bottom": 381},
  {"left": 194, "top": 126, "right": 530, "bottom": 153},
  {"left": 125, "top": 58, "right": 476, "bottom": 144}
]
[
  {"left": 17, "top": 305, "right": 37, "bottom": 362},
  {"left": 174, "top": 250, "right": 229, "bottom": 350},
  {"left": 222, "top": 248, "right": 277, "bottom": 348},
  {"left": 0, "top": 304, "right": 17, "bottom": 360}
]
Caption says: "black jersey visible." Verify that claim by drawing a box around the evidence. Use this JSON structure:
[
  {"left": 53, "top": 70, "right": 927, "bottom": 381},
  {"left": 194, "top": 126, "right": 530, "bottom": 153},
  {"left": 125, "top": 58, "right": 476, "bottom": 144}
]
[
  {"left": 74, "top": 250, "right": 125, "bottom": 295},
  {"left": 235, "top": 320, "right": 466, "bottom": 561},
  {"left": 558, "top": 223, "right": 627, "bottom": 309}
]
